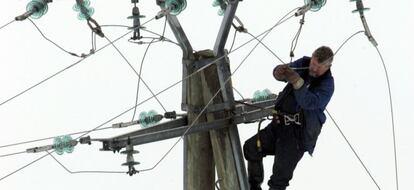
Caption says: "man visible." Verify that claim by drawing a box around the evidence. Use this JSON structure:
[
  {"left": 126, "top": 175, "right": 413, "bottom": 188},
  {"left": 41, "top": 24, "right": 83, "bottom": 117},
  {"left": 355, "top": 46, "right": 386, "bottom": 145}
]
[{"left": 243, "top": 46, "right": 335, "bottom": 190}]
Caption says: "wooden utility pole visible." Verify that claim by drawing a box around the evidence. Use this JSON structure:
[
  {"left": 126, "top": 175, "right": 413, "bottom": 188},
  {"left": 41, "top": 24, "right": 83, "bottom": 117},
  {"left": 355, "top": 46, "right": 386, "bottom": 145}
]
[{"left": 183, "top": 0, "right": 247, "bottom": 189}]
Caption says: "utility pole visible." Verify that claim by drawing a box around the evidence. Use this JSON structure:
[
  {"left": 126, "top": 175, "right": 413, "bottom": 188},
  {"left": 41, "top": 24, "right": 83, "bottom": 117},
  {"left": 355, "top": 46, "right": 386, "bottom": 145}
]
[{"left": 82, "top": 0, "right": 278, "bottom": 189}]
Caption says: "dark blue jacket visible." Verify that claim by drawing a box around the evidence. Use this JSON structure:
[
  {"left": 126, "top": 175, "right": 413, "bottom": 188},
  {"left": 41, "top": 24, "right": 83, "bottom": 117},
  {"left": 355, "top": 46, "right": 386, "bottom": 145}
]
[{"left": 277, "top": 56, "right": 334, "bottom": 155}]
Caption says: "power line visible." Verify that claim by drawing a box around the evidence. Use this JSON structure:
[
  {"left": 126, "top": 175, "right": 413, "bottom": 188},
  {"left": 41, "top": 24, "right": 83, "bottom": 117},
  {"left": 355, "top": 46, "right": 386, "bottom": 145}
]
[
  {"left": 100, "top": 24, "right": 180, "bottom": 46},
  {"left": 374, "top": 45, "right": 399, "bottom": 190},
  {"left": 0, "top": 126, "right": 112, "bottom": 150},
  {"left": 334, "top": 31, "right": 365, "bottom": 55},
  {"left": 0, "top": 31, "right": 130, "bottom": 108},
  {"left": 28, "top": 18, "right": 85, "bottom": 58},
  {"left": 0, "top": 18, "right": 158, "bottom": 109},
  {"left": 246, "top": 31, "right": 286, "bottom": 64},
  {"left": 0, "top": 94, "right": 148, "bottom": 181},
  {"left": 132, "top": 39, "right": 155, "bottom": 121},
  {"left": 0, "top": 20, "right": 15, "bottom": 31},
  {"left": 0, "top": 153, "right": 49, "bottom": 182},
  {"left": 229, "top": 29, "right": 237, "bottom": 52},
  {"left": 0, "top": 151, "right": 26, "bottom": 158},
  {"left": 103, "top": 35, "right": 168, "bottom": 113},
  {"left": 46, "top": 151, "right": 125, "bottom": 174},
  {"left": 289, "top": 14, "right": 305, "bottom": 63},
  {"left": 232, "top": 87, "right": 245, "bottom": 100},
  {"left": 326, "top": 110, "right": 382, "bottom": 190}
]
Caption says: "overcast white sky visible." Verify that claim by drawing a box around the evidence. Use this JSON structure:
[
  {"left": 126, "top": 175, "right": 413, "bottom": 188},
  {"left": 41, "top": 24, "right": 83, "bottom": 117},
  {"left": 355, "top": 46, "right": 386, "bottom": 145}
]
[{"left": 0, "top": 0, "right": 413, "bottom": 190}]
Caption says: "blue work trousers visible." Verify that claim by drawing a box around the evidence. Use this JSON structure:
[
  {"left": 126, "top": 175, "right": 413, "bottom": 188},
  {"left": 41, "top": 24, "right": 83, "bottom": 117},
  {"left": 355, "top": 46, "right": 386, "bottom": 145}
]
[{"left": 243, "top": 121, "right": 305, "bottom": 190}]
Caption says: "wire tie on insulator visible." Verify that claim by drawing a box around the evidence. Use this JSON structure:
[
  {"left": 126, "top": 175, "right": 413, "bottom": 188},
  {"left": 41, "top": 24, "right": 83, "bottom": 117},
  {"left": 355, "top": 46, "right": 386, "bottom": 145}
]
[{"left": 87, "top": 18, "right": 104, "bottom": 38}]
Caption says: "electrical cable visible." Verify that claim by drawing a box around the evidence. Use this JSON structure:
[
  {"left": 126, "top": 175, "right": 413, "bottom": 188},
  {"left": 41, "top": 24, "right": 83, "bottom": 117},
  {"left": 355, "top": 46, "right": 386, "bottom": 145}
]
[
  {"left": 141, "top": 28, "right": 180, "bottom": 46},
  {"left": 132, "top": 39, "right": 155, "bottom": 121},
  {"left": 0, "top": 126, "right": 112, "bottom": 150},
  {"left": 326, "top": 109, "right": 381, "bottom": 190},
  {"left": 246, "top": 31, "right": 286, "bottom": 64},
  {"left": 0, "top": 151, "right": 26, "bottom": 158},
  {"left": 229, "top": 29, "right": 237, "bottom": 52},
  {"left": 161, "top": 16, "right": 168, "bottom": 37},
  {"left": 103, "top": 35, "right": 168, "bottom": 113},
  {"left": 289, "top": 14, "right": 305, "bottom": 63},
  {"left": 0, "top": 18, "right": 157, "bottom": 109},
  {"left": 0, "top": 31, "right": 131, "bottom": 108},
  {"left": 232, "top": 87, "right": 245, "bottom": 100},
  {"left": 334, "top": 31, "right": 365, "bottom": 55},
  {"left": 46, "top": 151, "right": 125, "bottom": 174},
  {"left": 374, "top": 45, "right": 399, "bottom": 190},
  {"left": 100, "top": 24, "right": 180, "bottom": 47},
  {"left": 0, "top": 153, "right": 49, "bottom": 181},
  {"left": 0, "top": 20, "right": 15, "bottom": 31},
  {"left": 28, "top": 18, "right": 84, "bottom": 58},
  {"left": 0, "top": 19, "right": 162, "bottom": 183},
  {"left": 0, "top": 90, "right": 149, "bottom": 182}
]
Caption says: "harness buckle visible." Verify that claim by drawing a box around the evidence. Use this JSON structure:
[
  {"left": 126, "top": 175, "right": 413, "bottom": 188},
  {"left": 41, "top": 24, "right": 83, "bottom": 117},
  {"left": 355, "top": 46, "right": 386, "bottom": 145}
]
[{"left": 283, "top": 113, "right": 301, "bottom": 126}]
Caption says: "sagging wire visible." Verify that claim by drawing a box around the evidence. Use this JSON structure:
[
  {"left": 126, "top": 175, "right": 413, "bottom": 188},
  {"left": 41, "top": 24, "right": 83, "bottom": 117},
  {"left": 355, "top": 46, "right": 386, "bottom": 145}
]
[
  {"left": 46, "top": 151, "right": 125, "bottom": 174},
  {"left": 326, "top": 110, "right": 381, "bottom": 190},
  {"left": 0, "top": 18, "right": 156, "bottom": 109},
  {"left": 374, "top": 45, "right": 399, "bottom": 190},
  {"left": 0, "top": 20, "right": 15, "bottom": 31},
  {"left": 289, "top": 14, "right": 305, "bottom": 63},
  {"left": 103, "top": 35, "right": 168, "bottom": 113},
  {"left": 132, "top": 39, "right": 156, "bottom": 121},
  {"left": 28, "top": 18, "right": 91, "bottom": 58}
]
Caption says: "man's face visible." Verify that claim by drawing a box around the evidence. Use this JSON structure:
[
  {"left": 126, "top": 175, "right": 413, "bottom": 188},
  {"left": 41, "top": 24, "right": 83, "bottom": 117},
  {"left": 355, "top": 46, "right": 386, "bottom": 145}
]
[{"left": 309, "top": 57, "right": 331, "bottom": 77}]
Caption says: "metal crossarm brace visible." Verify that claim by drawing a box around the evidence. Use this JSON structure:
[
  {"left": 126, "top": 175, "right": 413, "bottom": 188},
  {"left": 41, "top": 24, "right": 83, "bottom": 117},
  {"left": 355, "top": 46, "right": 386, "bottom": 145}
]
[{"left": 95, "top": 98, "right": 275, "bottom": 151}]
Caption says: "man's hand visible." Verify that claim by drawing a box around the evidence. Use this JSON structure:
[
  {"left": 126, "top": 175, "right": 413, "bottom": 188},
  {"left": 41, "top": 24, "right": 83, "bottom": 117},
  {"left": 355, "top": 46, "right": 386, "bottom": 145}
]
[{"left": 273, "top": 64, "right": 304, "bottom": 89}]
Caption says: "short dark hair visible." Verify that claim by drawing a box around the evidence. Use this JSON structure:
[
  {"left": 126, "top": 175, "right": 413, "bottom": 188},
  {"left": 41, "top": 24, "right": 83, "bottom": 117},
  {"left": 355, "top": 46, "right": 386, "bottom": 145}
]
[{"left": 312, "top": 46, "right": 334, "bottom": 65}]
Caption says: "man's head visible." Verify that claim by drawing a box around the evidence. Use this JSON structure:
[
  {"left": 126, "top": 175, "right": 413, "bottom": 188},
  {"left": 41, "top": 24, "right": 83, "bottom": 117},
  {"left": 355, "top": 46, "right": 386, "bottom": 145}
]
[{"left": 309, "top": 46, "right": 333, "bottom": 77}]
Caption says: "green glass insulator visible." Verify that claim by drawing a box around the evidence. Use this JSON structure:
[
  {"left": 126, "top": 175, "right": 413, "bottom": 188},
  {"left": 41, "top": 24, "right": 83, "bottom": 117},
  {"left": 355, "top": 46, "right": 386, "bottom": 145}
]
[
  {"left": 147, "top": 110, "right": 159, "bottom": 127},
  {"left": 139, "top": 111, "right": 149, "bottom": 128},
  {"left": 73, "top": 0, "right": 94, "bottom": 20},
  {"left": 253, "top": 89, "right": 273, "bottom": 102},
  {"left": 73, "top": 0, "right": 91, "bottom": 11},
  {"left": 263, "top": 89, "right": 272, "bottom": 99},
  {"left": 77, "top": 7, "right": 95, "bottom": 20},
  {"left": 62, "top": 135, "right": 74, "bottom": 154},
  {"left": 212, "top": 0, "right": 221, "bottom": 7},
  {"left": 304, "top": 0, "right": 326, "bottom": 12},
  {"left": 165, "top": 0, "right": 187, "bottom": 15},
  {"left": 27, "top": 0, "right": 48, "bottom": 19},
  {"left": 253, "top": 90, "right": 267, "bottom": 102},
  {"left": 218, "top": 8, "right": 225, "bottom": 16},
  {"left": 53, "top": 137, "right": 64, "bottom": 155}
]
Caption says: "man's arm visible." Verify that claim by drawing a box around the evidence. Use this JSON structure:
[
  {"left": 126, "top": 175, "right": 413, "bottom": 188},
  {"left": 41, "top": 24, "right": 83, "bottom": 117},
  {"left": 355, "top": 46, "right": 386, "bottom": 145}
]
[{"left": 293, "top": 78, "right": 334, "bottom": 110}]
